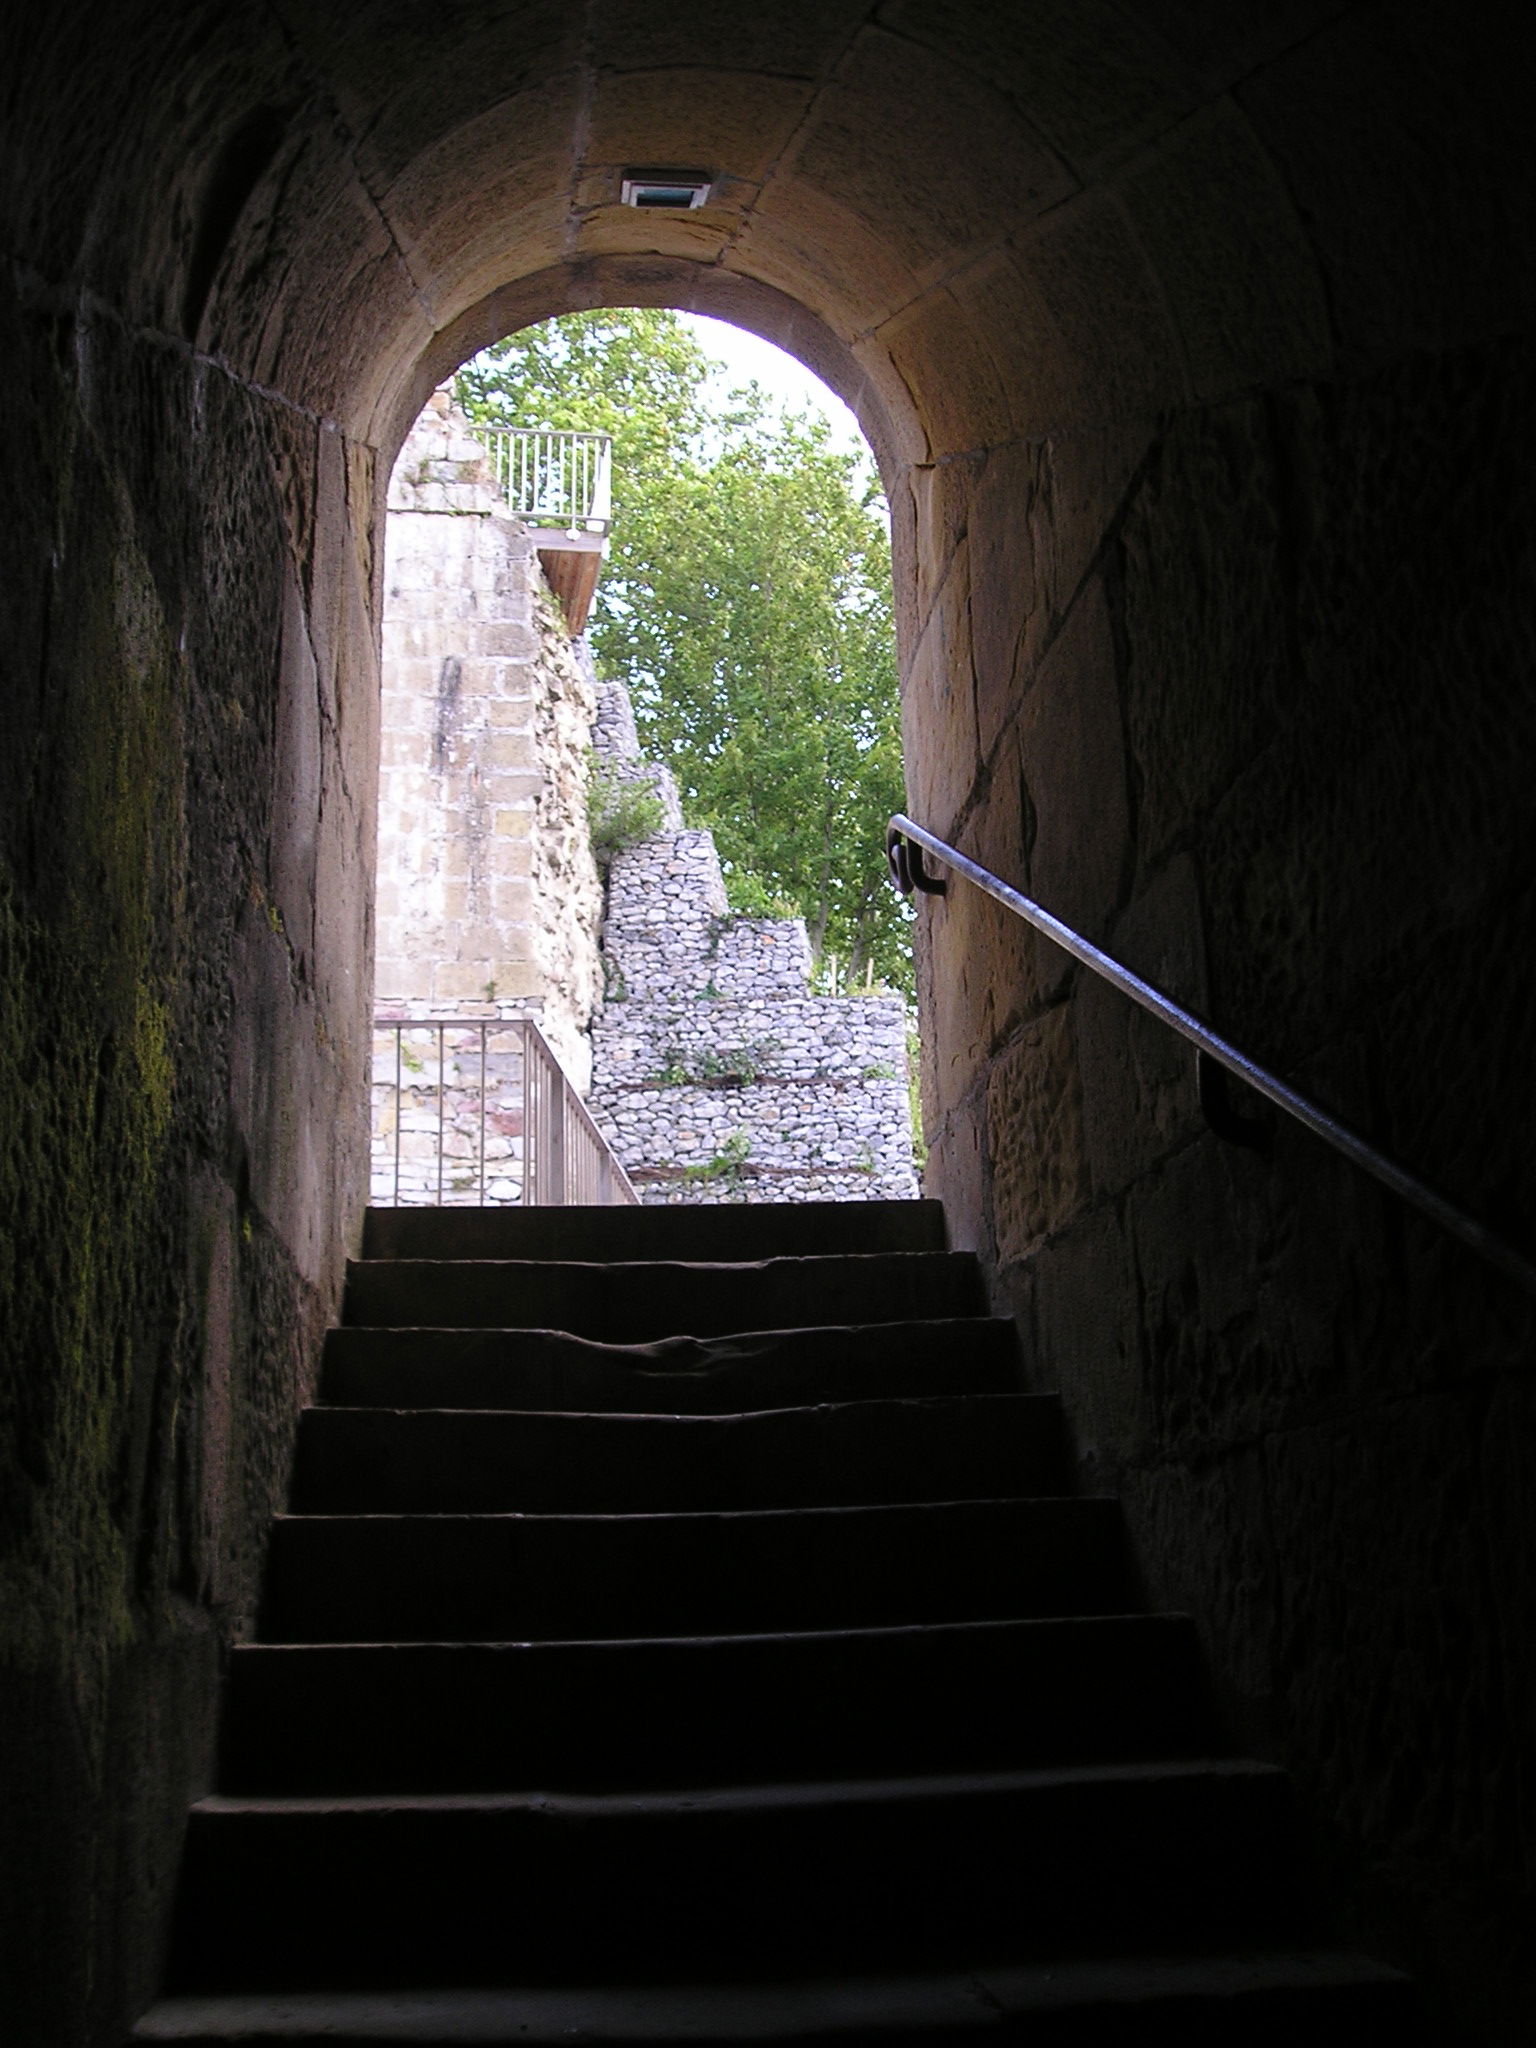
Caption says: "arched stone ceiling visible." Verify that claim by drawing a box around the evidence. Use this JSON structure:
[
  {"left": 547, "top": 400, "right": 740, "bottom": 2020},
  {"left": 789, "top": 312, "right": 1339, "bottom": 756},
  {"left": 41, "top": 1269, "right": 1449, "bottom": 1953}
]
[
  {"left": 221, "top": 0, "right": 1334, "bottom": 458},
  {"left": 14, "top": 3, "right": 1528, "bottom": 490}
]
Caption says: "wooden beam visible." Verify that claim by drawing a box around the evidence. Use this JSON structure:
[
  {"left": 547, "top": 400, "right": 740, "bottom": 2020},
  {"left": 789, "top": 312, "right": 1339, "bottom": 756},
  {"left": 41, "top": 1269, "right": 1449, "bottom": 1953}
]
[{"left": 537, "top": 548, "right": 603, "bottom": 636}]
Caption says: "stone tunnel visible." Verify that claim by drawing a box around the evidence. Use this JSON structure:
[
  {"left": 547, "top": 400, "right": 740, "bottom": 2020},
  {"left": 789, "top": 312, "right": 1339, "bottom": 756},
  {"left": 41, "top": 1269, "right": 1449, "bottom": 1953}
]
[{"left": 1, "top": 3, "right": 1533, "bottom": 2040}]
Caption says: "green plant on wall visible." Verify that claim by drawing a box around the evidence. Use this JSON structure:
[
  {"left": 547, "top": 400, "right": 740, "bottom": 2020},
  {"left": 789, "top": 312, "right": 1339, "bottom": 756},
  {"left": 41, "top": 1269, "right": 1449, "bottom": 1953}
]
[
  {"left": 682, "top": 1130, "right": 752, "bottom": 1192},
  {"left": 700, "top": 1044, "right": 763, "bottom": 1086},
  {"left": 651, "top": 1040, "right": 780, "bottom": 1088},
  {"left": 586, "top": 754, "right": 665, "bottom": 865}
]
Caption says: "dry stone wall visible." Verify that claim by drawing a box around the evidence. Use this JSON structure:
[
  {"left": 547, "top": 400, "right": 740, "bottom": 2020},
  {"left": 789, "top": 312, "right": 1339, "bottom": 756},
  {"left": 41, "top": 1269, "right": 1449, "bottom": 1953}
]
[
  {"left": 592, "top": 678, "right": 685, "bottom": 833},
  {"left": 589, "top": 682, "right": 917, "bottom": 1205},
  {"left": 594, "top": 995, "right": 915, "bottom": 1203}
]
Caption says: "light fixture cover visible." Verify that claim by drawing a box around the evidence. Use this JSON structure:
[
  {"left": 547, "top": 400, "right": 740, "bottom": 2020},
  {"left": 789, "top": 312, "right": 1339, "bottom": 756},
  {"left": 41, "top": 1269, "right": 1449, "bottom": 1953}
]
[{"left": 620, "top": 169, "right": 712, "bottom": 209}]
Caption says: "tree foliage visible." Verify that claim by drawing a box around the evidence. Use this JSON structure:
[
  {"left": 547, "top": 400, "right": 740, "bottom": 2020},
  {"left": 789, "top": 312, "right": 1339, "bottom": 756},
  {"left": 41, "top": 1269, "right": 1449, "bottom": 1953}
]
[{"left": 456, "top": 310, "right": 911, "bottom": 992}]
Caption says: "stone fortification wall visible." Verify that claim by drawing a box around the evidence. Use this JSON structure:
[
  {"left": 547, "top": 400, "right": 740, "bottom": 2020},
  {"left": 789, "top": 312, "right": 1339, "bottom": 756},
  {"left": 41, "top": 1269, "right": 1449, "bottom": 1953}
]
[
  {"left": 374, "top": 392, "right": 603, "bottom": 1099},
  {"left": 600, "top": 831, "right": 727, "bottom": 1002},
  {"left": 593, "top": 679, "right": 684, "bottom": 831},
  {"left": 589, "top": 681, "right": 917, "bottom": 1204},
  {"left": 598, "top": 828, "right": 814, "bottom": 1005},
  {"left": 374, "top": 418, "right": 916, "bottom": 1208},
  {"left": 594, "top": 996, "right": 915, "bottom": 1203}
]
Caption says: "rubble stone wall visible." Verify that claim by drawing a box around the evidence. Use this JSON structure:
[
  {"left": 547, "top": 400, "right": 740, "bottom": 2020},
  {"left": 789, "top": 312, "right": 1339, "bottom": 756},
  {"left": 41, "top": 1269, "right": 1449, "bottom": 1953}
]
[
  {"left": 589, "top": 681, "right": 918, "bottom": 1205},
  {"left": 594, "top": 995, "right": 915, "bottom": 1204}
]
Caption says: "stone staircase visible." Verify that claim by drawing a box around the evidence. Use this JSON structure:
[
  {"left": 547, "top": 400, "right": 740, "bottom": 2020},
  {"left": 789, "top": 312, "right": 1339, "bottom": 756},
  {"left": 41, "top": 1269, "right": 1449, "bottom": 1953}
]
[{"left": 135, "top": 1201, "right": 1417, "bottom": 2043}]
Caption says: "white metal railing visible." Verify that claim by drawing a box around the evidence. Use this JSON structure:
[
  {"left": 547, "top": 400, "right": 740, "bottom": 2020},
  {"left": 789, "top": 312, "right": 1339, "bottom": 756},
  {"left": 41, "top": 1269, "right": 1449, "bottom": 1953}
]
[
  {"left": 371, "top": 1016, "right": 638, "bottom": 1207},
  {"left": 480, "top": 429, "right": 613, "bottom": 537}
]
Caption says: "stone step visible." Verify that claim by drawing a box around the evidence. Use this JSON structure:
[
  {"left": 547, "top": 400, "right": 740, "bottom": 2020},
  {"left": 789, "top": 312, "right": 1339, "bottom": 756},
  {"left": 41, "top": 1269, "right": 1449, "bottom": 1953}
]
[
  {"left": 257, "top": 1497, "right": 1132, "bottom": 1643},
  {"left": 363, "top": 1199, "right": 948, "bottom": 1263},
  {"left": 133, "top": 1951, "right": 1423, "bottom": 2045},
  {"left": 165, "top": 1762, "right": 1306, "bottom": 1993},
  {"left": 219, "top": 1614, "right": 1214, "bottom": 1795},
  {"left": 289, "top": 1394, "right": 1069, "bottom": 1515},
  {"left": 342, "top": 1252, "right": 985, "bottom": 1341},
  {"left": 319, "top": 1316, "right": 1021, "bottom": 1414}
]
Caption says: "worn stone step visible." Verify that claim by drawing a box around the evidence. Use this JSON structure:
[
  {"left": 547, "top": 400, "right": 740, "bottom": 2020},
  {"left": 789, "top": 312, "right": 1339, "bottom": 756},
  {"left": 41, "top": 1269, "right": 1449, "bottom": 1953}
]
[
  {"left": 219, "top": 1614, "right": 1214, "bottom": 1795},
  {"left": 342, "top": 1252, "right": 985, "bottom": 1341},
  {"left": 166, "top": 1762, "right": 1305, "bottom": 1993},
  {"left": 134, "top": 1950, "right": 1423, "bottom": 2044},
  {"left": 289, "top": 1394, "right": 1068, "bottom": 1515},
  {"left": 319, "top": 1317, "right": 1020, "bottom": 1415},
  {"left": 363, "top": 1199, "right": 948, "bottom": 1264},
  {"left": 257, "top": 1497, "right": 1132, "bottom": 1643}
]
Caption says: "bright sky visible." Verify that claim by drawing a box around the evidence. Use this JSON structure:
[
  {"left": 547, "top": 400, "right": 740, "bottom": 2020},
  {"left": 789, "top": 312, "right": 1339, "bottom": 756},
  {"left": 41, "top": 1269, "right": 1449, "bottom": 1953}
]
[{"left": 679, "top": 313, "right": 869, "bottom": 463}]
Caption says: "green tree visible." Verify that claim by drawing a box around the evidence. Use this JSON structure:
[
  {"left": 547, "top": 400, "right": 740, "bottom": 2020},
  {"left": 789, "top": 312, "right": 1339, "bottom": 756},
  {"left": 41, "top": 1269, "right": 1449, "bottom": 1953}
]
[{"left": 456, "top": 311, "right": 911, "bottom": 991}]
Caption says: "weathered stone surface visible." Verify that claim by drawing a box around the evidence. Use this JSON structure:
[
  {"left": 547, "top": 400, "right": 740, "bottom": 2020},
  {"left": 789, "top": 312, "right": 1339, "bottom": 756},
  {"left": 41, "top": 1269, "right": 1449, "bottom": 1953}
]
[
  {"left": 921, "top": 1098, "right": 990, "bottom": 1264},
  {"left": 588, "top": 70, "right": 811, "bottom": 184},
  {"left": 1005, "top": 1198, "right": 1146, "bottom": 1460},
  {"left": 588, "top": 681, "right": 918, "bottom": 1206},
  {"left": 1014, "top": 575, "right": 1130, "bottom": 946},
  {"left": 1075, "top": 855, "right": 1208, "bottom": 1203},
  {"left": 916, "top": 726, "right": 1055, "bottom": 1131},
  {"left": 795, "top": 28, "right": 1074, "bottom": 282},
  {"left": 1115, "top": 100, "right": 1331, "bottom": 402},
  {"left": 986, "top": 1006, "right": 1090, "bottom": 1264},
  {"left": 881, "top": 0, "right": 1199, "bottom": 182},
  {"left": 373, "top": 394, "right": 604, "bottom": 1091},
  {"left": 5, "top": 6, "right": 1536, "bottom": 2039},
  {"left": 901, "top": 547, "right": 981, "bottom": 842},
  {"left": 592, "top": 993, "right": 917, "bottom": 1202},
  {"left": 1, "top": 241, "right": 364, "bottom": 2048},
  {"left": 1118, "top": 402, "right": 1288, "bottom": 874},
  {"left": 883, "top": 288, "right": 1012, "bottom": 456},
  {"left": 971, "top": 201, "right": 1187, "bottom": 437},
  {"left": 737, "top": 181, "right": 916, "bottom": 351}
]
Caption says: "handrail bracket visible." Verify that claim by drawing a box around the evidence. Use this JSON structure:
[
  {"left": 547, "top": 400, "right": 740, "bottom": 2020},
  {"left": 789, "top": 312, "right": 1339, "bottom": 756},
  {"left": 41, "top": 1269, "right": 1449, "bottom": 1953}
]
[
  {"left": 887, "top": 825, "right": 947, "bottom": 897},
  {"left": 1196, "top": 1049, "right": 1272, "bottom": 1153}
]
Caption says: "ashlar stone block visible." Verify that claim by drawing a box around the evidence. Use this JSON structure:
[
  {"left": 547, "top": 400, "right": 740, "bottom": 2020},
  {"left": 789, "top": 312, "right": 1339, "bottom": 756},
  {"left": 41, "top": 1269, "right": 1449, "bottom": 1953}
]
[{"left": 987, "top": 1002, "right": 1090, "bottom": 1263}]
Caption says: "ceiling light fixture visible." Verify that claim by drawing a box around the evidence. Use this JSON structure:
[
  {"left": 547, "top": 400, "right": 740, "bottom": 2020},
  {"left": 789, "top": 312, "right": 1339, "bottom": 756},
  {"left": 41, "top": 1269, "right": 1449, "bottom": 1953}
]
[{"left": 620, "top": 169, "right": 713, "bottom": 209}]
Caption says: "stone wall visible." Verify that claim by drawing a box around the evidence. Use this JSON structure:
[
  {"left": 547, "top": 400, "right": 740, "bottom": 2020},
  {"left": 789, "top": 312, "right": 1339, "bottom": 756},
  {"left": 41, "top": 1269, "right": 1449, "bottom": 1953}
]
[
  {"left": 373, "top": 436, "right": 916, "bottom": 1211},
  {"left": 594, "top": 993, "right": 916, "bottom": 1203},
  {"left": 6, "top": 9, "right": 1534, "bottom": 2042},
  {"left": 591, "top": 676, "right": 686, "bottom": 832},
  {"left": 589, "top": 683, "right": 918, "bottom": 1204},
  {"left": 596, "top": 825, "right": 817, "bottom": 1005},
  {"left": 374, "top": 393, "right": 603, "bottom": 1093},
  {"left": 372, "top": 425, "right": 917, "bottom": 1210},
  {"left": 905, "top": 337, "right": 1536, "bottom": 2039}
]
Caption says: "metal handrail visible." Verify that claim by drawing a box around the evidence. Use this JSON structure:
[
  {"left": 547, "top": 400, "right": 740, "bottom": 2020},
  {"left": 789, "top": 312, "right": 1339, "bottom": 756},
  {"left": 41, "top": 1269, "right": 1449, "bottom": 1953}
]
[
  {"left": 479, "top": 429, "right": 613, "bottom": 537},
  {"left": 371, "top": 1015, "right": 638, "bottom": 1207},
  {"left": 887, "top": 814, "right": 1536, "bottom": 1297}
]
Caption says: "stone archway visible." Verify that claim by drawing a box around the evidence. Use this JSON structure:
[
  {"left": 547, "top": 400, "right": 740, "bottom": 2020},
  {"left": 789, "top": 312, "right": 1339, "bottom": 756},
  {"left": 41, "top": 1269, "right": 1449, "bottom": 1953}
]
[{"left": 4, "top": 7, "right": 1535, "bottom": 2040}]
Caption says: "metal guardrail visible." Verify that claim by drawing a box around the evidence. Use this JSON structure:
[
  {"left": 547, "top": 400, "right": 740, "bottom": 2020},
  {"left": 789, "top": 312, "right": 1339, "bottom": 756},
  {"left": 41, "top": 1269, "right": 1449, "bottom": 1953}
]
[
  {"left": 371, "top": 1016, "right": 638, "bottom": 1208},
  {"left": 480, "top": 429, "right": 613, "bottom": 537},
  {"left": 887, "top": 813, "right": 1536, "bottom": 1297}
]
